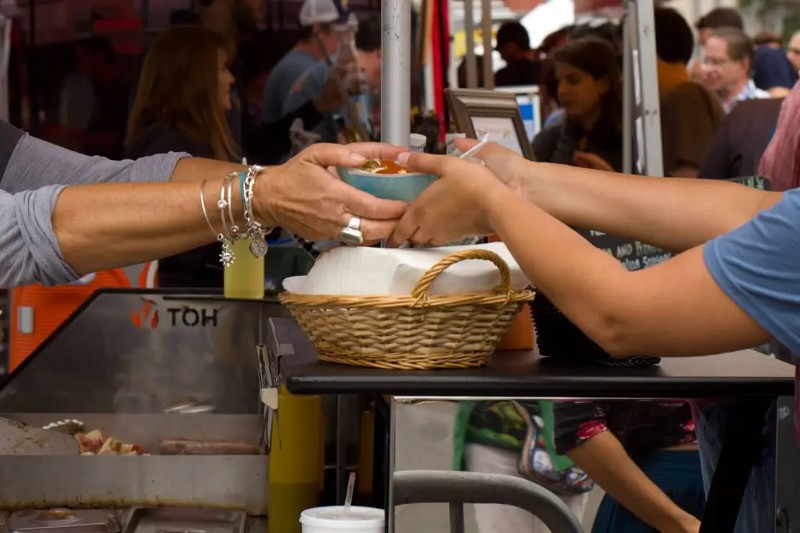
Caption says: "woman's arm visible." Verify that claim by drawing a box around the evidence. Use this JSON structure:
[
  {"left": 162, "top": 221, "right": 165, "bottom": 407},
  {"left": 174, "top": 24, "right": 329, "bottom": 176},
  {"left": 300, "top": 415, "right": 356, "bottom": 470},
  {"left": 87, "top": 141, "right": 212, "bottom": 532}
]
[
  {"left": 487, "top": 190, "right": 771, "bottom": 357},
  {"left": 469, "top": 141, "right": 782, "bottom": 253},
  {"left": 4, "top": 143, "right": 407, "bottom": 288},
  {"left": 568, "top": 433, "right": 700, "bottom": 533},
  {"left": 391, "top": 153, "right": 772, "bottom": 357}
]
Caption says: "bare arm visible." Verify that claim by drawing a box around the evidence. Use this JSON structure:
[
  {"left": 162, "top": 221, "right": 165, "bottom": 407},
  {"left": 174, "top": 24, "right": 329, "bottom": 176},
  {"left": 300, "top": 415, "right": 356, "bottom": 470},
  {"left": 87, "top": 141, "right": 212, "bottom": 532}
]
[
  {"left": 488, "top": 190, "right": 771, "bottom": 357},
  {"left": 391, "top": 153, "right": 772, "bottom": 357},
  {"left": 4, "top": 144, "right": 407, "bottom": 288},
  {"left": 470, "top": 141, "right": 782, "bottom": 253},
  {"left": 568, "top": 433, "right": 700, "bottom": 533}
]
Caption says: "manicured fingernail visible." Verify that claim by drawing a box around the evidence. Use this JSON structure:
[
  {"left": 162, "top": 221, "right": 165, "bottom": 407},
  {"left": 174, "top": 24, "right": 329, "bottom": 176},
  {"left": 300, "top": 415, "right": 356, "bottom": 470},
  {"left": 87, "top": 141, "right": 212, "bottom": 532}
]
[
  {"left": 397, "top": 152, "right": 411, "bottom": 165},
  {"left": 350, "top": 153, "right": 367, "bottom": 165}
]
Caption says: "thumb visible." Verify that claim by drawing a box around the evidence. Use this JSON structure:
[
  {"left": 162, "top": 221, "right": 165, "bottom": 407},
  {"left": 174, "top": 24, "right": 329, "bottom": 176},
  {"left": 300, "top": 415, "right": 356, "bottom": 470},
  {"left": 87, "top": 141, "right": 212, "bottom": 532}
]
[
  {"left": 397, "top": 151, "right": 448, "bottom": 176},
  {"left": 301, "top": 143, "right": 368, "bottom": 168}
]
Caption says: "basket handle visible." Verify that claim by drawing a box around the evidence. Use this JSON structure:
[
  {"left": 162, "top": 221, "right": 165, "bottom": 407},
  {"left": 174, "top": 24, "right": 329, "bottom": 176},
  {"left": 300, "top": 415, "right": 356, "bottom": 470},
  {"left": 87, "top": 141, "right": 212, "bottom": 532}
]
[{"left": 411, "top": 249, "right": 513, "bottom": 303}]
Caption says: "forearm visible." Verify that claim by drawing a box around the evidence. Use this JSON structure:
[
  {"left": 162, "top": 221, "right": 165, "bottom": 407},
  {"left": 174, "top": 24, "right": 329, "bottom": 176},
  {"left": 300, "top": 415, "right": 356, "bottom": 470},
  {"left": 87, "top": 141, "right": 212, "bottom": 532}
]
[
  {"left": 568, "top": 432, "right": 699, "bottom": 533},
  {"left": 526, "top": 162, "right": 780, "bottom": 252},
  {"left": 53, "top": 178, "right": 241, "bottom": 275},
  {"left": 487, "top": 188, "right": 631, "bottom": 346},
  {"left": 168, "top": 157, "right": 244, "bottom": 183}
]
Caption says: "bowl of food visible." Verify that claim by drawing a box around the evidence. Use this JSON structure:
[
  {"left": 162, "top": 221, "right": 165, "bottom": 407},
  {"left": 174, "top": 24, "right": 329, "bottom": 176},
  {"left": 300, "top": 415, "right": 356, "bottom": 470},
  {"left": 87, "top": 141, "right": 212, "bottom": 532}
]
[{"left": 337, "top": 159, "right": 436, "bottom": 202}]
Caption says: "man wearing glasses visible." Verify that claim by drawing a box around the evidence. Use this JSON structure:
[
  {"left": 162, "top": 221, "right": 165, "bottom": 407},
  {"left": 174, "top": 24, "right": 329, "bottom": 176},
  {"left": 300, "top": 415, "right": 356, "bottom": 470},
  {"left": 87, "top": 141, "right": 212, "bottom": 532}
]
[{"left": 702, "top": 28, "right": 770, "bottom": 113}]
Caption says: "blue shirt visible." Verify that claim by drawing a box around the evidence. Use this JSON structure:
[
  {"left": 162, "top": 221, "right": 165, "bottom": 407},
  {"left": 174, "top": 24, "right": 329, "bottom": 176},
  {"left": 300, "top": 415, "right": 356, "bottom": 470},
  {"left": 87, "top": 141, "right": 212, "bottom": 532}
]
[
  {"left": 262, "top": 49, "right": 318, "bottom": 122},
  {"left": 702, "top": 188, "right": 800, "bottom": 532},
  {"left": 753, "top": 46, "right": 798, "bottom": 92},
  {"left": 283, "top": 59, "right": 372, "bottom": 144},
  {"left": 704, "top": 188, "right": 800, "bottom": 356}
]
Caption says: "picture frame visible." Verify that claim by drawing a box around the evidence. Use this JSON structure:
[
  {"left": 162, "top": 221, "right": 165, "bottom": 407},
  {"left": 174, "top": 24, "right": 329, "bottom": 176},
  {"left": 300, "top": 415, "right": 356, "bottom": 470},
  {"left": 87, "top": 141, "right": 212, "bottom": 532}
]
[{"left": 445, "top": 89, "right": 536, "bottom": 160}]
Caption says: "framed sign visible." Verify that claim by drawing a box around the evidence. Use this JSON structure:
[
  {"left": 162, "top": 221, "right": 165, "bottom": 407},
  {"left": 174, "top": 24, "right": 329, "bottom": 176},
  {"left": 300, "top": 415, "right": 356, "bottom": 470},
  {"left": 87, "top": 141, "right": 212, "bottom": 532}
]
[{"left": 445, "top": 89, "right": 536, "bottom": 160}]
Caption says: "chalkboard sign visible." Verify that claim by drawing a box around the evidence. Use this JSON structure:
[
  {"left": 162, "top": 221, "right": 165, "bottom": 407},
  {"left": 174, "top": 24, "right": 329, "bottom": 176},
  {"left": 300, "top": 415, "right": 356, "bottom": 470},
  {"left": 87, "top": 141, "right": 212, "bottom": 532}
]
[
  {"left": 574, "top": 229, "right": 671, "bottom": 271},
  {"left": 575, "top": 176, "right": 773, "bottom": 271}
]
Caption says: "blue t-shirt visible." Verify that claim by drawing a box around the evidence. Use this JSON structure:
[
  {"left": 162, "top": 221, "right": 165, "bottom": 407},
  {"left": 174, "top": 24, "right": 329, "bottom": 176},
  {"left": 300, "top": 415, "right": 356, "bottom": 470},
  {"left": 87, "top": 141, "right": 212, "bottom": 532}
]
[
  {"left": 702, "top": 188, "right": 799, "bottom": 533},
  {"left": 703, "top": 188, "right": 800, "bottom": 356},
  {"left": 262, "top": 49, "right": 318, "bottom": 122},
  {"left": 283, "top": 59, "right": 372, "bottom": 144}
]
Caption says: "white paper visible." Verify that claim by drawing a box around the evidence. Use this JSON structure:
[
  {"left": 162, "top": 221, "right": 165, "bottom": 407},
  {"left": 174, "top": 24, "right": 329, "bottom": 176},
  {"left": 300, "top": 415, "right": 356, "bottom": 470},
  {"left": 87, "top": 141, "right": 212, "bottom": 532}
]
[{"left": 283, "top": 242, "right": 530, "bottom": 296}]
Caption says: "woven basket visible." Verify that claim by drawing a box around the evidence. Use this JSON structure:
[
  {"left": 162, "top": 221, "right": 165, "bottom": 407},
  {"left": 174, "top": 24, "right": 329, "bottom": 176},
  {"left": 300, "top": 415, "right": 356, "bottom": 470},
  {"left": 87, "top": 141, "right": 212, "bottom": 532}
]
[{"left": 280, "top": 249, "right": 536, "bottom": 370}]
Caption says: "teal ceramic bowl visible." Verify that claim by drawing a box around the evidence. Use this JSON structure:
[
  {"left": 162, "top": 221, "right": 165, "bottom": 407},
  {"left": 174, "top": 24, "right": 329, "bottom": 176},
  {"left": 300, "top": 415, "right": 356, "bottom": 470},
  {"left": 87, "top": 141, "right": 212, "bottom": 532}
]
[{"left": 337, "top": 167, "right": 437, "bottom": 202}]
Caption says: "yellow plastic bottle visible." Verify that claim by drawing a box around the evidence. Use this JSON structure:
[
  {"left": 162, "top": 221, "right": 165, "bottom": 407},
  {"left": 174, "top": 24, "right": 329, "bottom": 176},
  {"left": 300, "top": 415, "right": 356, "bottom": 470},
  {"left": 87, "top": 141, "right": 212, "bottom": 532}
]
[
  {"left": 223, "top": 239, "right": 265, "bottom": 299},
  {"left": 268, "top": 387, "right": 324, "bottom": 533}
]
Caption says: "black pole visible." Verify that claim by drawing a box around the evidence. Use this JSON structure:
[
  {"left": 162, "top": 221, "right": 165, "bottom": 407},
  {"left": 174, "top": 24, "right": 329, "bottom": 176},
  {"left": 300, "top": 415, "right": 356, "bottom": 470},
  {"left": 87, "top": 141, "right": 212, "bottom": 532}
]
[
  {"left": 27, "top": 0, "right": 36, "bottom": 132},
  {"left": 437, "top": 0, "right": 449, "bottom": 128}
]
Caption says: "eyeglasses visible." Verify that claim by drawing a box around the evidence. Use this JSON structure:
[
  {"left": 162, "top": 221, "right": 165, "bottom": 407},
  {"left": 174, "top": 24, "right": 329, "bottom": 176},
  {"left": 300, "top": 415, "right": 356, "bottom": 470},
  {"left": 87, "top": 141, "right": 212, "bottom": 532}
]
[{"left": 703, "top": 56, "right": 733, "bottom": 67}]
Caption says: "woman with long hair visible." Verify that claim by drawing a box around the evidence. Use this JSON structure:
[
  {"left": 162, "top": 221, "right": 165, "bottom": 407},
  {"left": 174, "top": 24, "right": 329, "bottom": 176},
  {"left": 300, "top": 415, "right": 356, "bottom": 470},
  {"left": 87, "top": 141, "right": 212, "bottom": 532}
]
[
  {"left": 126, "top": 25, "right": 240, "bottom": 287},
  {"left": 532, "top": 37, "right": 623, "bottom": 172}
]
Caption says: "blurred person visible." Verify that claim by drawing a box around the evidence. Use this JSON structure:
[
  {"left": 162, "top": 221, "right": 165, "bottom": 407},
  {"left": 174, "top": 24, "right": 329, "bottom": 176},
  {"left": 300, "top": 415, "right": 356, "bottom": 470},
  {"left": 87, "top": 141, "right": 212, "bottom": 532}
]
[
  {"left": 695, "top": 8, "right": 743, "bottom": 47},
  {"left": 787, "top": 30, "right": 800, "bottom": 74},
  {"left": 197, "top": 0, "right": 264, "bottom": 146},
  {"left": 759, "top": 82, "right": 800, "bottom": 191},
  {"left": 262, "top": 0, "right": 342, "bottom": 122},
  {"left": 125, "top": 26, "right": 341, "bottom": 286},
  {"left": 702, "top": 28, "right": 769, "bottom": 113},
  {"left": 690, "top": 8, "right": 743, "bottom": 84},
  {"left": 198, "top": 0, "right": 262, "bottom": 44},
  {"left": 494, "top": 22, "right": 541, "bottom": 86},
  {"left": 752, "top": 30, "right": 797, "bottom": 97},
  {"left": 283, "top": 14, "right": 382, "bottom": 145},
  {"left": 699, "top": 97, "right": 784, "bottom": 180},
  {"left": 532, "top": 37, "right": 623, "bottom": 172},
  {"left": 654, "top": 7, "right": 724, "bottom": 177},
  {"left": 125, "top": 25, "right": 243, "bottom": 288}
]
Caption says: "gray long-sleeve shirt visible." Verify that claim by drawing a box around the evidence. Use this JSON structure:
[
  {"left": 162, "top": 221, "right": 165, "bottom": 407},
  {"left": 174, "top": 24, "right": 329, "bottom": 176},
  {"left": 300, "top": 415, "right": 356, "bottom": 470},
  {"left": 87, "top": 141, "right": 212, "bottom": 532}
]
[{"left": 0, "top": 121, "right": 188, "bottom": 288}]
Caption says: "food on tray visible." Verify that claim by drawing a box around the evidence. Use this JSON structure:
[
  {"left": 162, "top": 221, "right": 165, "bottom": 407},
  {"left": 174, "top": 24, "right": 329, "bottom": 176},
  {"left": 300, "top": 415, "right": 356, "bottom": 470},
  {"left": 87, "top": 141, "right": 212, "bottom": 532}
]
[
  {"left": 75, "top": 429, "right": 145, "bottom": 456},
  {"left": 159, "top": 439, "right": 260, "bottom": 455},
  {"left": 360, "top": 159, "right": 409, "bottom": 175}
]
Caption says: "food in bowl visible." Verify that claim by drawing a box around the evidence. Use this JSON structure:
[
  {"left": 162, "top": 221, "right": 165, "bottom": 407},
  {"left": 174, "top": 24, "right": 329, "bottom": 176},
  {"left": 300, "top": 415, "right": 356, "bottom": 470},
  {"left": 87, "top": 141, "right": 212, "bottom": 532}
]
[
  {"left": 360, "top": 159, "right": 409, "bottom": 174},
  {"left": 337, "top": 159, "right": 436, "bottom": 202}
]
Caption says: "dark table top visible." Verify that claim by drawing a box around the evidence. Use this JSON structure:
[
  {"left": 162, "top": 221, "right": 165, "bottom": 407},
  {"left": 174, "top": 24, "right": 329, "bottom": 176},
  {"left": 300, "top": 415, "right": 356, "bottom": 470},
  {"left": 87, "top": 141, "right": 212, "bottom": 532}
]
[{"left": 273, "top": 319, "right": 796, "bottom": 399}]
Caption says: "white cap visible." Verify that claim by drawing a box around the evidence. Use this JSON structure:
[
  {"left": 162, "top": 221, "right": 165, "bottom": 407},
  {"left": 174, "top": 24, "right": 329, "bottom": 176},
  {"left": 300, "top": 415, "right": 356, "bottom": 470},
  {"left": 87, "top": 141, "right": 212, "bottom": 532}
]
[{"left": 299, "top": 0, "right": 341, "bottom": 27}]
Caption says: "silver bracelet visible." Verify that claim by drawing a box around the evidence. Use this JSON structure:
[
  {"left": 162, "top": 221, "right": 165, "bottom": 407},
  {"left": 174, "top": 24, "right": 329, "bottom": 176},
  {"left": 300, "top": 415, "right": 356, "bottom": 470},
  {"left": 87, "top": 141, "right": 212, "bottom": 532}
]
[
  {"left": 200, "top": 180, "right": 231, "bottom": 266},
  {"left": 225, "top": 172, "right": 241, "bottom": 240},
  {"left": 244, "top": 165, "right": 271, "bottom": 258},
  {"left": 217, "top": 176, "right": 236, "bottom": 267}
]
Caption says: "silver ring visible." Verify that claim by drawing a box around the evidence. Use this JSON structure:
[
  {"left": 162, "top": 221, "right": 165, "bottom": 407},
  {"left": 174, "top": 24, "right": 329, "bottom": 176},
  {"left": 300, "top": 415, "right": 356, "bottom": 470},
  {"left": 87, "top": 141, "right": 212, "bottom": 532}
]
[
  {"left": 347, "top": 216, "right": 361, "bottom": 231},
  {"left": 338, "top": 216, "right": 364, "bottom": 245}
]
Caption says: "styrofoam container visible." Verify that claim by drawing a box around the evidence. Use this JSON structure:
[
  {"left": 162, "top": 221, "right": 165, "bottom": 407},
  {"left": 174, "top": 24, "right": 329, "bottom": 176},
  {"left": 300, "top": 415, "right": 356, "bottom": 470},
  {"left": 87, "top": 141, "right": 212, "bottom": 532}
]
[{"left": 300, "top": 506, "right": 385, "bottom": 533}]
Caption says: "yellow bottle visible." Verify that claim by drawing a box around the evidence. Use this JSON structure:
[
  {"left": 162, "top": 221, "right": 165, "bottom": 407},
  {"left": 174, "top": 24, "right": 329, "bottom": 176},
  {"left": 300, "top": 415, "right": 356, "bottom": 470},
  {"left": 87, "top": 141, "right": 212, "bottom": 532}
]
[
  {"left": 224, "top": 239, "right": 265, "bottom": 299},
  {"left": 268, "top": 387, "right": 324, "bottom": 533}
]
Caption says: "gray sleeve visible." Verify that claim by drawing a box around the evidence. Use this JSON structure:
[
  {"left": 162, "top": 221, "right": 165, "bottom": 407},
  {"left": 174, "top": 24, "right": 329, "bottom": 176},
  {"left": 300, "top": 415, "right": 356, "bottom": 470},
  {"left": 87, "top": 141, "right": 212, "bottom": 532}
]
[
  {"left": 0, "top": 121, "right": 189, "bottom": 193},
  {"left": 0, "top": 184, "right": 77, "bottom": 287},
  {"left": 0, "top": 121, "right": 190, "bottom": 288}
]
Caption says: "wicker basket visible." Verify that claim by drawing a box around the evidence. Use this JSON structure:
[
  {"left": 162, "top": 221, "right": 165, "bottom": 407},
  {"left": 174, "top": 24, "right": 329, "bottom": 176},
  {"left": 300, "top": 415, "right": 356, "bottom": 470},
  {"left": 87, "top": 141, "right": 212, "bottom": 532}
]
[{"left": 279, "top": 249, "right": 536, "bottom": 370}]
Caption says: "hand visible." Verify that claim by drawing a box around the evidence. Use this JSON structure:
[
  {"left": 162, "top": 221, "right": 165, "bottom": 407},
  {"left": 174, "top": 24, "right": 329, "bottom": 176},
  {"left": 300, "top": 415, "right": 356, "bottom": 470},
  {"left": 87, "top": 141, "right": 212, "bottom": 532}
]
[
  {"left": 255, "top": 143, "right": 408, "bottom": 242},
  {"left": 313, "top": 69, "right": 345, "bottom": 114},
  {"left": 574, "top": 151, "right": 614, "bottom": 172},
  {"left": 454, "top": 138, "right": 532, "bottom": 201},
  {"left": 387, "top": 151, "right": 510, "bottom": 246}
]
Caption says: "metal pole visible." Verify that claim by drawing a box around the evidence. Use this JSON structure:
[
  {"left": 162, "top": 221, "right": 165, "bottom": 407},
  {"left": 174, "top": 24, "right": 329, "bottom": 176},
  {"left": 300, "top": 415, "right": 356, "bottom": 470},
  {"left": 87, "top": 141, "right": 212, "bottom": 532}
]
[
  {"left": 635, "top": 0, "right": 664, "bottom": 176},
  {"left": 481, "top": 0, "right": 494, "bottom": 89},
  {"left": 381, "top": 0, "right": 411, "bottom": 145},
  {"left": 464, "top": 0, "right": 477, "bottom": 88},
  {"left": 622, "top": 5, "right": 632, "bottom": 175}
]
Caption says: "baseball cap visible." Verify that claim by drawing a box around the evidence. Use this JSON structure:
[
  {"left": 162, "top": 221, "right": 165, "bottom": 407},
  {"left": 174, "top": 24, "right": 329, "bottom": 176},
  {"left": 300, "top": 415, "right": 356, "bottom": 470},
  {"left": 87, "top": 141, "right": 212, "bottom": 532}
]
[{"left": 299, "top": 0, "right": 342, "bottom": 27}]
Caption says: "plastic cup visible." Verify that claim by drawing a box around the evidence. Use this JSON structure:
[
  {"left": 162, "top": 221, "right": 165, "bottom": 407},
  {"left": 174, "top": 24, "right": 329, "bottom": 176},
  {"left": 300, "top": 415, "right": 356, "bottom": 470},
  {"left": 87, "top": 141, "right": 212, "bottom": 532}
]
[
  {"left": 299, "top": 506, "right": 385, "bottom": 533},
  {"left": 409, "top": 133, "right": 427, "bottom": 153}
]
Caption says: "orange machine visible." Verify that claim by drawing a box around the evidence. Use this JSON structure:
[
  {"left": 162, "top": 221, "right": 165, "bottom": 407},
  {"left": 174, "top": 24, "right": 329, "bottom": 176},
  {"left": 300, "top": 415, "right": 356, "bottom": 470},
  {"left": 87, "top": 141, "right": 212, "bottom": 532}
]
[{"left": 9, "top": 263, "right": 157, "bottom": 372}]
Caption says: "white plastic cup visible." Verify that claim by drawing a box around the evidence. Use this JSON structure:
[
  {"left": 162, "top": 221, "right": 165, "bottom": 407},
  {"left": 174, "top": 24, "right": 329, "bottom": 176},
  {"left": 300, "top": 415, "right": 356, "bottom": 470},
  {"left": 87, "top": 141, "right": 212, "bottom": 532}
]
[
  {"left": 300, "top": 506, "right": 385, "bottom": 533},
  {"left": 409, "top": 133, "right": 427, "bottom": 153},
  {"left": 445, "top": 133, "right": 466, "bottom": 156}
]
